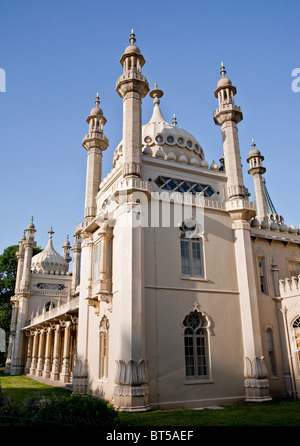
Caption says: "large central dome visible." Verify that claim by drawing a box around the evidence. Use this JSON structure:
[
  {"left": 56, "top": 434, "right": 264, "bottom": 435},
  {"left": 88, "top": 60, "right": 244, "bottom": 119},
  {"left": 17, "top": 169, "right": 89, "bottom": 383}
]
[
  {"left": 113, "top": 83, "right": 216, "bottom": 170},
  {"left": 141, "top": 84, "right": 209, "bottom": 167}
]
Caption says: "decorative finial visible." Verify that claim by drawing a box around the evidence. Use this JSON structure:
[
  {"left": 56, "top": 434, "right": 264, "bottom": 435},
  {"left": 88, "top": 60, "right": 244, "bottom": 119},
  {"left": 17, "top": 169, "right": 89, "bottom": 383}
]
[
  {"left": 129, "top": 29, "right": 136, "bottom": 45},
  {"left": 172, "top": 114, "right": 177, "bottom": 126},
  {"left": 95, "top": 93, "right": 100, "bottom": 108},
  {"left": 220, "top": 62, "right": 226, "bottom": 77},
  {"left": 149, "top": 82, "right": 164, "bottom": 106},
  {"left": 48, "top": 226, "right": 54, "bottom": 239},
  {"left": 27, "top": 215, "right": 35, "bottom": 230},
  {"left": 251, "top": 138, "right": 256, "bottom": 148}
]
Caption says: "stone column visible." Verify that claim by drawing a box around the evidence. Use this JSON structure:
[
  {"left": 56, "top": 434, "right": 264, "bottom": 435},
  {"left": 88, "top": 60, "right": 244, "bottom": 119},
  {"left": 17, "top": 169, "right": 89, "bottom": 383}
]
[
  {"left": 10, "top": 297, "right": 30, "bottom": 375},
  {"left": 113, "top": 193, "right": 150, "bottom": 411},
  {"left": 36, "top": 329, "right": 46, "bottom": 376},
  {"left": 50, "top": 324, "right": 61, "bottom": 380},
  {"left": 60, "top": 321, "right": 71, "bottom": 383},
  {"left": 4, "top": 303, "right": 18, "bottom": 373},
  {"left": 73, "top": 238, "right": 91, "bottom": 393},
  {"left": 24, "top": 332, "right": 33, "bottom": 375},
  {"left": 233, "top": 220, "right": 271, "bottom": 402},
  {"left": 29, "top": 330, "right": 39, "bottom": 375},
  {"left": 42, "top": 326, "right": 53, "bottom": 378},
  {"left": 71, "top": 235, "right": 82, "bottom": 292}
]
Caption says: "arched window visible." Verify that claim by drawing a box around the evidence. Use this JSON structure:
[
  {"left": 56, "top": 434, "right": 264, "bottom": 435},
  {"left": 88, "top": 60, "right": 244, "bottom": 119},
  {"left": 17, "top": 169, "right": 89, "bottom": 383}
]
[
  {"left": 183, "top": 310, "right": 209, "bottom": 380},
  {"left": 293, "top": 317, "right": 300, "bottom": 366},
  {"left": 99, "top": 316, "right": 109, "bottom": 379}
]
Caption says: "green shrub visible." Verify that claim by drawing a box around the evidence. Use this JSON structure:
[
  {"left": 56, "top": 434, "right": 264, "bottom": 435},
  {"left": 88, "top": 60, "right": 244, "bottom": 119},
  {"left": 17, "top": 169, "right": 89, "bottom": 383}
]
[{"left": 0, "top": 393, "right": 120, "bottom": 426}]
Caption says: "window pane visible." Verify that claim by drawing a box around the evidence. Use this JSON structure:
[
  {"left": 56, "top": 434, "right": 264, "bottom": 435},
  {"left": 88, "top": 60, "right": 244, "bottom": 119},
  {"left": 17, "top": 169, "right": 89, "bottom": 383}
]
[
  {"left": 192, "top": 241, "right": 202, "bottom": 276},
  {"left": 184, "top": 337, "right": 195, "bottom": 376},
  {"left": 181, "top": 240, "right": 190, "bottom": 275}
]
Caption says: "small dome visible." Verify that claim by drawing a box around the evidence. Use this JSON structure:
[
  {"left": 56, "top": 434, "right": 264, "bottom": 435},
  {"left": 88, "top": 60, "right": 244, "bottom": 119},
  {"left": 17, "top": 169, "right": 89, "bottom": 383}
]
[
  {"left": 178, "top": 154, "right": 188, "bottom": 164},
  {"left": 124, "top": 43, "right": 141, "bottom": 55},
  {"left": 189, "top": 157, "right": 199, "bottom": 166},
  {"left": 248, "top": 147, "right": 261, "bottom": 158},
  {"left": 200, "top": 159, "right": 209, "bottom": 168},
  {"left": 89, "top": 106, "right": 103, "bottom": 116},
  {"left": 143, "top": 146, "right": 152, "bottom": 156},
  {"left": 167, "top": 151, "right": 177, "bottom": 161},
  {"left": 251, "top": 218, "right": 260, "bottom": 228},
  {"left": 217, "top": 76, "right": 232, "bottom": 88},
  {"left": 210, "top": 160, "right": 219, "bottom": 170}
]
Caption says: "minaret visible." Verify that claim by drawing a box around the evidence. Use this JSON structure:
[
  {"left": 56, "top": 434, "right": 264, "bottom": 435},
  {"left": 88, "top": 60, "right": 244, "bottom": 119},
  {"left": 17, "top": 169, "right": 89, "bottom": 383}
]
[
  {"left": 116, "top": 29, "right": 149, "bottom": 177},
  {"left": 82, "top": 94, "right": 109, "bottom": 221},
  {"left": 247, "top": 139, "right": 268, "bottom": 222},
  {"left": 112, "top": 32, "right": 150, "bottom": 411},
  {"left": 10, "top": 217, "right": 36, "bottom": 375},
  {"left": 71, "top": 234, "right": 81, "bottom": 292},
  {"left": 20, "top": 216, "right": 36, "bottom": 294},
  {"left": 62, "top": 234, "right": 72, "bottom": 264},
  {"left": 213, "top": 67, "right": 271, "bottom": 402},
  {"left": 214, "top": 63, "right": 249, "bottom": 201}
]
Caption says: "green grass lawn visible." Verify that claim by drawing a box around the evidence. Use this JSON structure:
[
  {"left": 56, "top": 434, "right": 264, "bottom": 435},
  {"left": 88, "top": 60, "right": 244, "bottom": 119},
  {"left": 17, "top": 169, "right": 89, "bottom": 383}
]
[{"left": 1, "top": 369, "right": 300, "bottom": 426}]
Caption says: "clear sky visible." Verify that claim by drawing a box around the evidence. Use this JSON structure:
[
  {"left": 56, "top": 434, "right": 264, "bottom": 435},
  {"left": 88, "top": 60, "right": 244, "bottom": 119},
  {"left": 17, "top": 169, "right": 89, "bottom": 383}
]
[{"left": 0, "top": 0, "right": 299, "bottom": 257}]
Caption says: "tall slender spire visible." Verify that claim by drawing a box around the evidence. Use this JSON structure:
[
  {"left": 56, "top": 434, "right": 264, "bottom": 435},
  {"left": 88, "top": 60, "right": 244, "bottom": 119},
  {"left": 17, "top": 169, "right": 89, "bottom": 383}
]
[
  {"left": 213, "top": 65, "right": 250, "bottom": 205},
  {"left": 82, "top": 94, "right": 109, "bottom": 221},
  {"left": 116, "top": 31, "right": 149, "bottom": 178}
]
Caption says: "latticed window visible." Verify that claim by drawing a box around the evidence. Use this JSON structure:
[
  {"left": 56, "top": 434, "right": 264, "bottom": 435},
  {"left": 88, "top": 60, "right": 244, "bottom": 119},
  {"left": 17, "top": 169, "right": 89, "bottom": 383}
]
[
  {"left": 183, "top": 311, "right": 209, "bottom": 380},
  {"left": 293, "top": 317, "right": 300, "bottom": 366},
  {"left": 155, "top": 176, "right": 214, "bottom": 197},
  {"left": 180, "top": 236, "right": 203, "bottom": 277},
  {"left": 35, "top": 283, "right": 65, "bottom": 290},
  {"left": 99, "top": 317, "right": 109, "bottom": 379}
]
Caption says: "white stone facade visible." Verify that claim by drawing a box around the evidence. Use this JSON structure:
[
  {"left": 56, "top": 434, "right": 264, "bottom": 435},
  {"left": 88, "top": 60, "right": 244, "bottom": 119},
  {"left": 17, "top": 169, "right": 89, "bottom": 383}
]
[{"left": 6, "top": 32, "right": 300, "bottom": 411}]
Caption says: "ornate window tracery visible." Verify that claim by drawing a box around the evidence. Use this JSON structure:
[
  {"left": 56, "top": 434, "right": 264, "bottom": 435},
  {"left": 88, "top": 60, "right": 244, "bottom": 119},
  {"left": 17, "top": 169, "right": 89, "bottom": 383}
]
[
  {"left": 183, "top": 310, "right": 209, "bottom": 380},
  {"left": 293, "top": 317, "right": 300, "bottom": 367},
  {"left": 155, "top": 176, "right": 214, "bottom": 197}
]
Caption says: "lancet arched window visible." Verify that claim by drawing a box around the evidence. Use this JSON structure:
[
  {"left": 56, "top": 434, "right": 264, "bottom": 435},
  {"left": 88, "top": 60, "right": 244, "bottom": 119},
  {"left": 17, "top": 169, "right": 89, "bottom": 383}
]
[
  {"left": 293, "top": 317, "right": 300, "bottom": 366},
  {"left": 183, "top": 310, "right": 209, "bottom": 380}
]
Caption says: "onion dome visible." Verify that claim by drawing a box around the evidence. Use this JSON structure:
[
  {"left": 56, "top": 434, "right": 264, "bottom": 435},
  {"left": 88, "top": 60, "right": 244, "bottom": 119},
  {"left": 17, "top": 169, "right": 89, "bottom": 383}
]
[
  {"left": 120, "top": 29, "right": 145, "bottom": 67},
  {"left": 141, "top": 83, "right": 206, "bottom": 165},
  {"left": 31, "top": 228, "right": 69, "bottom": 275},
  {"left": 88, "top": 93, "right": 104, "bottom": 117},
  {"left": 217, "top": 62, "right": 232, "bottom": 88},
  {"left": 124, "top": 29, "right": 141, "bottom": 55}
]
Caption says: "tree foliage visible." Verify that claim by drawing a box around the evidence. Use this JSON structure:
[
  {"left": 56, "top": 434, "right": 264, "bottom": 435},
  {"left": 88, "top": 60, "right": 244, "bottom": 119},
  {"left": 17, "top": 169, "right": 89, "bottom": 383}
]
[
  {"left": 0, "top": 244, "right": 42, "bottom": 304},
  {"left": 0, "top": 244, "right": 41, "bottom": 365}
]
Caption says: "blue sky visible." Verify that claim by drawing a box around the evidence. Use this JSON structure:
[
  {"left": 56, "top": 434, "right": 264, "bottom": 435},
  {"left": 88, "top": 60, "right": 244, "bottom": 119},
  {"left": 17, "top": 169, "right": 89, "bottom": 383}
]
[{"left": 0, "top": 0, "right": 299, "bottom": 256}]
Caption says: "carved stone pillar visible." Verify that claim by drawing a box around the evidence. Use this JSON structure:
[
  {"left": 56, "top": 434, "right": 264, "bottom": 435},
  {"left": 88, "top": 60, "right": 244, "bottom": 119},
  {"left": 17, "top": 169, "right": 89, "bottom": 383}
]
[
  {"left": 29, "top": 330, "right": 39, "bottom": 375},
  {"left": 43, "top": 326, "right": 53, "bottom": 378},
  {"left": 244, "top": 356, "right": 271, "bottom": 401},
  {"left": 24, "top": 332, "right": 33, "bottom": 375},
  {"left": 60, "top": 320, "right": 71, "bottom": 383},
  {"left": 50, "top": 324, "right": 61, "bottom": 380},
  {"left": 36, "top": 329, "right": 46, "bottom": 376},
  {"left": 114, "top": 360, "right": 150, "bottom": 412}
]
